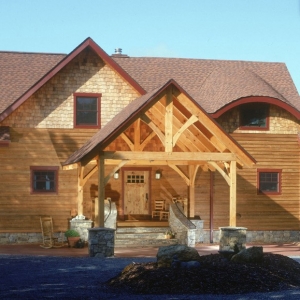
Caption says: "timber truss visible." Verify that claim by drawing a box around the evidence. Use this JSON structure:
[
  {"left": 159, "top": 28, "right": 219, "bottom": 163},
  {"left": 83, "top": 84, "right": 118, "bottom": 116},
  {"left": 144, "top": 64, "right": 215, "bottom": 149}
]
[{"left": 63, "top": 81, "right": 255, "bottom": 227}]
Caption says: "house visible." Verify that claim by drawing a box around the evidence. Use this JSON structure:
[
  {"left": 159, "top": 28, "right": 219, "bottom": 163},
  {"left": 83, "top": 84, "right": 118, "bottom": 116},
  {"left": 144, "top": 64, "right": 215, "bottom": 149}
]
[{"left": 0, "top": 37, "right": 300, "bottom": 245}]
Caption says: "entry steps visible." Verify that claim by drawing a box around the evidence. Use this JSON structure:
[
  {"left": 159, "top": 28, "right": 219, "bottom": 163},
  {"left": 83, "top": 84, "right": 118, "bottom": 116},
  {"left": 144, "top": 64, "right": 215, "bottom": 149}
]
[{"left": 115, "top": 226, "right": 178, "bottom": 247}]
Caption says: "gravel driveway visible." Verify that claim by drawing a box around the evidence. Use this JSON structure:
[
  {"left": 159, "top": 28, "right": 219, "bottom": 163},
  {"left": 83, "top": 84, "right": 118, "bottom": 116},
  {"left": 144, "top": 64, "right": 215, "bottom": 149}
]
[{"left": 1, "top": 254, "right": 300, "bottom": 299}]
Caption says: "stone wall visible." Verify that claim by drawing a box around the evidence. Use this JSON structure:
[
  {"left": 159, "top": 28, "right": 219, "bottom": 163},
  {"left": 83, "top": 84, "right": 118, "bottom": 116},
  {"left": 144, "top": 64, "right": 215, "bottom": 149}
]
[
  {"left": 201, "top": 229, "right": 300, "bottom": 244},
  {"left": 1, "top": 229, "right": 300, "bottom": 245}
]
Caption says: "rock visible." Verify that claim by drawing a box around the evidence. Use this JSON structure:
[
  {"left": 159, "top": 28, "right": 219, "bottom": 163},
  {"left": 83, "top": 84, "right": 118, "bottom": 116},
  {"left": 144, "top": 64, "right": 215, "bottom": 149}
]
[
  {"left": 172, "top": 255, "right": 201, "bottom": 269},
  {"left": 157, "top": 245, "right": 201, "bottom": 267},
  {"left": 121, "top": 263, "right": 136, "bottom": 274},
  {"left": 231, "top": 246, "right": 263, "bottom": 263}
]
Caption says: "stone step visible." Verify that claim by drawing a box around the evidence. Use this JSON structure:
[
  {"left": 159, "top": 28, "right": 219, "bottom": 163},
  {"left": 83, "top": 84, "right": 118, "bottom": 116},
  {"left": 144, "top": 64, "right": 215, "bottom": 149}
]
[
  {"left": 116, "top": 231, "right": 166, "bottom": 239},
  {"left": 115, "top": 226, "right": 178, "bottom": 247},
  {"left": 115, "top": 237, "right": 178, "bottom": 247},
  {"left": 116, "top": 226, "right": 169, "bottom": 234}
]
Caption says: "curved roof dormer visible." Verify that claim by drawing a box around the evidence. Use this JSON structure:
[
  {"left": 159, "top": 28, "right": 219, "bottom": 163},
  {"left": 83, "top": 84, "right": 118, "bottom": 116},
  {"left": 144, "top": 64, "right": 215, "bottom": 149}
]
[{"left": 211, "top": 95, "right": 300, "bottom": 119}]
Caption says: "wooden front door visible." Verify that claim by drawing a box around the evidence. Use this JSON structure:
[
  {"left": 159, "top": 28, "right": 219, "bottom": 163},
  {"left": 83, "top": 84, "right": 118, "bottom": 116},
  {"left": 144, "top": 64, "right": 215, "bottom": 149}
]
[{"left": 123, "top": 169, "right": 150, "bottom": 218}]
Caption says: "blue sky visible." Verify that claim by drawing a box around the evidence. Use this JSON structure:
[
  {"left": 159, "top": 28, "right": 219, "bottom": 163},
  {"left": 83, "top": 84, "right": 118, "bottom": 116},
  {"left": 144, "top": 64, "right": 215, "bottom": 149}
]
[{"left": 1, "top": 0, "right": 300, "bottom": 92}]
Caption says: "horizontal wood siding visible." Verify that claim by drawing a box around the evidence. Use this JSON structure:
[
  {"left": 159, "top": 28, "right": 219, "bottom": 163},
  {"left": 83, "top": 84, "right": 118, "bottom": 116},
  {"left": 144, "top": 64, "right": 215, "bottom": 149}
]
[
  {"left": 232, "top": 133, "right": 300, "bottom": 230},
  {"left": 194, "top": 133, "right": 300, "bottom": 231},
  {"left": 0, "top": 128, "right": 97, "bottom": 232},
  {"left": 194, "top": 170, "right": 211, "bottom": 230}
]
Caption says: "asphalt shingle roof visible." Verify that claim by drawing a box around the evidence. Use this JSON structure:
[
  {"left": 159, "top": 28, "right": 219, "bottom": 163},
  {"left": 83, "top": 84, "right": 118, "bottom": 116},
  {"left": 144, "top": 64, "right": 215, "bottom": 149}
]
[
  {"left": 0, "top": 40, "right": 299, "bottom": 119},
  {"left": 0, "top": 51, "right": 66, "bottom": 114},
  {"left": 112, "top": 56, "right": 300, "bottom": 113}
]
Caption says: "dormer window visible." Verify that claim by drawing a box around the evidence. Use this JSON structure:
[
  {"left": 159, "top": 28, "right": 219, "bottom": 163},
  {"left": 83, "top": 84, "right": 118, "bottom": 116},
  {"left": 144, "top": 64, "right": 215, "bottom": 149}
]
[
  {"left": 74, "top": 93, "right": 101, "bottom": 128},
  {"left": 239, "top": 103, "right": 269, "bottom": 130}
]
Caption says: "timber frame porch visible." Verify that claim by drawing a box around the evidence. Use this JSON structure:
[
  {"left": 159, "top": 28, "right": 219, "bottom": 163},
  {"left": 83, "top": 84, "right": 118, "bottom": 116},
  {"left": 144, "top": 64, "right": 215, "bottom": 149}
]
[{"left": 63, "top": 79, "right": 255, "bottom": 228}]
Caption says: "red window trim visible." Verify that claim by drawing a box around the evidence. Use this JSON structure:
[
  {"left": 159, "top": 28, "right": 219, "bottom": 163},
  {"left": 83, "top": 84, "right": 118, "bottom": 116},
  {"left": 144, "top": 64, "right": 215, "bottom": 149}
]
[
  {"left": 30, "top": 166, "right": 59, "bottom": 195},
  {"left": 73, "top": 92, "right": 101, "bottom": 129},
  {"left": 239, "top": 104, "right": 270, "bottom": 131},
  {"left": 257, "top": 168, "right": 282, "bottom": 195},
  {"left": 0, "top": 141, "right": 10, "bottom": 147}
]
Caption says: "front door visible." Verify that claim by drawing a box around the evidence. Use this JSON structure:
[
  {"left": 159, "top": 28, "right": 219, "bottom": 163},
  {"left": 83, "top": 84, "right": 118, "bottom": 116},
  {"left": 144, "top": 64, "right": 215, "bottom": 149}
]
[{"left": 123, "top": 169, "right": 150, "bottom": 219}]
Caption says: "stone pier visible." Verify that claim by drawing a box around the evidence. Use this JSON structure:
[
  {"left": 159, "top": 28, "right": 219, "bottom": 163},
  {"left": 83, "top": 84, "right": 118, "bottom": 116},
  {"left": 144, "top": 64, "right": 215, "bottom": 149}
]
[
  {"left": 88, "top": 227, "right": 115, "bottom": 257},
  {"left": 219, "top": 226, "right": 247, "bottom": 252}
]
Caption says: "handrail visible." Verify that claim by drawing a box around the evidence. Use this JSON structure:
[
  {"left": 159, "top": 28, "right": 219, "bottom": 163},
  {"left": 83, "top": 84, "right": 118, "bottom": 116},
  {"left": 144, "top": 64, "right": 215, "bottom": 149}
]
[{"left": 171, "top": 202, "right": 196, "bottom": 229}]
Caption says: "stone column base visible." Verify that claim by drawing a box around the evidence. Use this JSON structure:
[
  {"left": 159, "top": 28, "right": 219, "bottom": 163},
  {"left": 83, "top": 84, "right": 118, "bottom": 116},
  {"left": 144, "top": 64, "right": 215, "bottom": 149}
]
[
  {"left": 88, "top": 227, "right": 115, "bottom": 257},
  {"left": 219, "top": 226, "right": 247, "bottom": 252}
]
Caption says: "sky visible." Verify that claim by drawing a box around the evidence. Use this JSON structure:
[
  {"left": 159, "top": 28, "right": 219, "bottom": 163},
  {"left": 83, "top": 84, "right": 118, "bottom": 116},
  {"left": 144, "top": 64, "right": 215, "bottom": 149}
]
[{"left": 1, "top": 0, "right": 300, "bottom": 92}]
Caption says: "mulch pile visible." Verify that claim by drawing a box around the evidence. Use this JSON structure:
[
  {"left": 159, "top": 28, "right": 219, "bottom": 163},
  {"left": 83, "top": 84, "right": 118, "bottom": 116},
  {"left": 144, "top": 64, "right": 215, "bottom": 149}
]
[{"left": 108, "top": 253, "right": 300, "bottom": 295}]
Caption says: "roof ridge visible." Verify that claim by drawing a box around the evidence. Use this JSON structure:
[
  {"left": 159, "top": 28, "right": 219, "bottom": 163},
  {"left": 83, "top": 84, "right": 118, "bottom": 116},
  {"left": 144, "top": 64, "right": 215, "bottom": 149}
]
[
  {"left": 0, "top": 50, "right": 66, "bottom": 55},
  {"left": 114, "top": 56, "right": 285, "bottom": 65}
]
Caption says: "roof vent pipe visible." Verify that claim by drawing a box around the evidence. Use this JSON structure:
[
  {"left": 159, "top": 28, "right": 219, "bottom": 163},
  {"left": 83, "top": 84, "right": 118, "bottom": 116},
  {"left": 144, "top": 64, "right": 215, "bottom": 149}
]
[{"left": 115, "top": 48, "right": 122, "bottom": 54}]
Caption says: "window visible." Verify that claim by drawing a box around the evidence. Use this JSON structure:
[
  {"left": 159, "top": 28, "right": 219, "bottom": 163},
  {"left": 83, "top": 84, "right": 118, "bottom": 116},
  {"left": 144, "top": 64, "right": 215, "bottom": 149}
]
[
  {"left": 257, "top": 169, "right": 281, "bottom": 195},
  {"left": 240, "top": 103, "right": 269, "bottom": 130},
  {"left": 127, "top": 174, "right": 145, "bottom": 183},
  {"left": 30, "top": 166, "right": 58, "bottom": 194},
  {"left": 74, "top": 93, "right": 101, "bottom": 128}
]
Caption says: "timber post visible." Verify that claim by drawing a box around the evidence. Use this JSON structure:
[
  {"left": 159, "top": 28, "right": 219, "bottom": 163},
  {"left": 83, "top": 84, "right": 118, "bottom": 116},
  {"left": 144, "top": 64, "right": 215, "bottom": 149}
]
[{"left": 97, "top": 155, "right": 105, "bottom": 227}]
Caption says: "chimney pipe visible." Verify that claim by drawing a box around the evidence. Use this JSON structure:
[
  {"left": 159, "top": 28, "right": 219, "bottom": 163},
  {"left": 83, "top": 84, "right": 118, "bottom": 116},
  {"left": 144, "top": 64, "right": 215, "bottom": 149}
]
[{"left": 115, "top": 48, "right": 122, "bottom": 55}]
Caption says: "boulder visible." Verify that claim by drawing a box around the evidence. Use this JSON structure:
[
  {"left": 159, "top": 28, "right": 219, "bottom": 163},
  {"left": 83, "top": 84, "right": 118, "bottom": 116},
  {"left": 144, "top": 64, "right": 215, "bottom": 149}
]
[
  {"left": 172, "top": 255, "right": 201, "bottom": 269},
  {"left": 157, "top": 245, "right": 201, "bottom": 267},
  {"left": 231, "top": 246, "right": 263, "bottom": 263}
]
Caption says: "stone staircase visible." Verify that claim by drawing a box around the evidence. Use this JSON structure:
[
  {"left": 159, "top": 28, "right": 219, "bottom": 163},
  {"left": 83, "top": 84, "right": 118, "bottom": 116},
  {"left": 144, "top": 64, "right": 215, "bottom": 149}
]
[{"left": 115, "top": 226, "right": 178, "bottom": 247}]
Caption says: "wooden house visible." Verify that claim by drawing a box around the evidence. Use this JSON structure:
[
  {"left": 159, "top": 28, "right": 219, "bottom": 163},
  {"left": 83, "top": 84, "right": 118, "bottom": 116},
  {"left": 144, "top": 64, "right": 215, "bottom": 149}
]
[{"left": 1, "top": 37, "right": 300, "bottom": 244}]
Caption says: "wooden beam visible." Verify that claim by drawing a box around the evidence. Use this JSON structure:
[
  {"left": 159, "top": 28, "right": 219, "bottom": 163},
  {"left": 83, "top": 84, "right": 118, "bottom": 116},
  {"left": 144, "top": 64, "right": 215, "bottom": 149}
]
[
  {"left": 77, "top": 164, "right": 84, "bottom": 216},
  {"left": 104, "top": 159, "right": 215, "bottom": 165},
  {"left": 165, "top": 87, "right": 173, "bottom": 152},
  {"left": 134, "top": 119, "right": 141, "bottom": 150},
  {"left": 173, "top": 114, "right": 198, "bottom": 146},
  {"left": 208, "top": 161, "right": 230, "bottom": 185},
  {"left": 139, "top": 131, "right": 156, "bottom": 151},
  {"left": 229, "top": 160, "right": 237, "bottom": 227},
  {"left": 97, "top": 155, "right": 105, "bottom": 227},
  {"left": 82, "top": 165, "right": 98, "bottom": 186},
  {"left": 168, "top": 164, "right": 190, "bottom": 185},
  {"left": 140, "top": 114, "right": 165, "bottom": 146},
  {"left": 103, "top": 151, "right": 236, "bottom": 161},
  {"left": 156, "top": 100, "right": 207, "bottom": 152},
  {"left": 62, "top": 163, "right": 78, "bottom": 170},
  {"left": 120, "top": 133, "right": 134, "bottom": 151},
  {"left": 188, "top": 165, "right": 199, "bottom": 218},
  {"left": 104, "top": 160, "right": 128, "bottom": 185},
  {"left": 174, "top": 91, "right": 255, "bottom": 167}
]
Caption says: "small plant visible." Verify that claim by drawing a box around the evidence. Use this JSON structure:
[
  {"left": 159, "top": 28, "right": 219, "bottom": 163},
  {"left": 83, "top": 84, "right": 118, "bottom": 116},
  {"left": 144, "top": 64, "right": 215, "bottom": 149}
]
[
  {"left": 165, "top": 229, "right": 176, "bottom": 238},
  {"left": 65, "top": 229, "right": 80, "bottom": 238}
]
